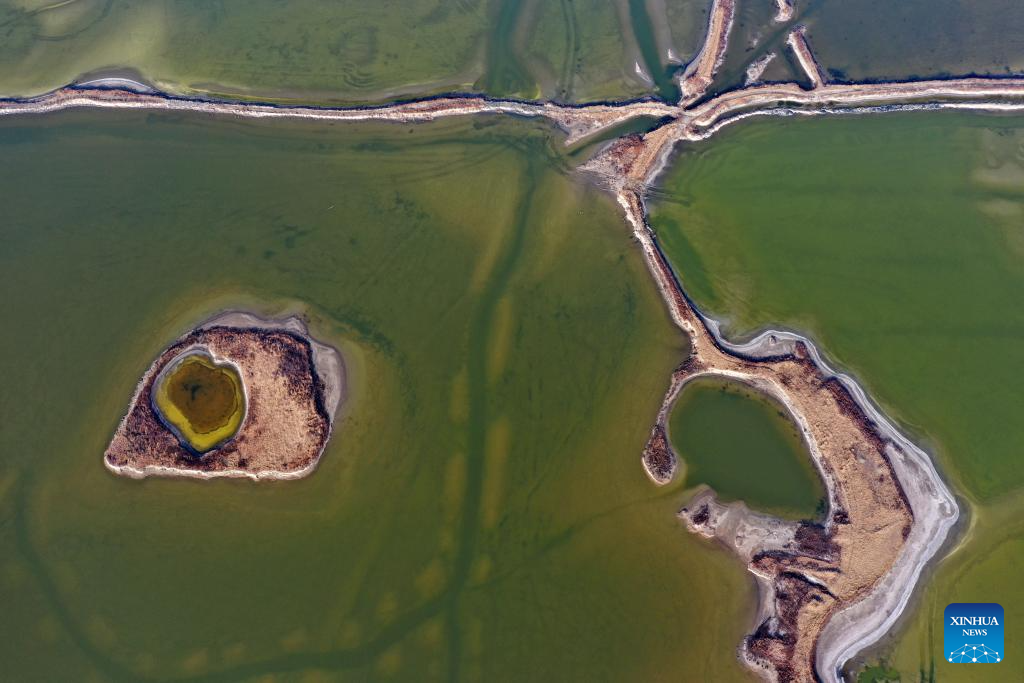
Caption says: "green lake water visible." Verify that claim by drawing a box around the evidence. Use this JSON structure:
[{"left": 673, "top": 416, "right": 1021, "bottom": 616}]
[
  {"left": 803, "top": 0, "right": 1024, "bottom": 82},
  {"left": 691, "top": 0, "right": 1024, "bottom": 102},
  {"left": 0, "top": 0, "right": 711, "bottom": 104},
  {"left": 648, "top": 111, "right": 1024, "bottom": 681},
  {"left": 669, "top": 378, "right": 825, "bottom": 519},
  {"left": 0, "top": 111, "right": 760, "bottom": 681}
]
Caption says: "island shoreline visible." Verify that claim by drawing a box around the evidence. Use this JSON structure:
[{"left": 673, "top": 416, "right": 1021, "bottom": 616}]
[{"left": 104, "top": 311, "right": 345, "bottom": 482}]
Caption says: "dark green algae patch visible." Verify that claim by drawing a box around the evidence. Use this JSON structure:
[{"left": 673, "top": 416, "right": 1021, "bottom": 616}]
[
  {"left": 152, "top": 351, "right": 245, "bottom": 454},
  {"left": 669, "top": 377, "right": 826, "bottom": 520}
]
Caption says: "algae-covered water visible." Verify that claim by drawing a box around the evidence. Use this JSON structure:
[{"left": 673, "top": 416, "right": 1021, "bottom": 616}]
[
  {"left": 668, "top": 378, "right": 825, "bottom": 520},
  {"left": 0, "top": 0, "right": 711, "bottom": 103},
  {"left": 648, "top": 111, "right": 1024, "bottom": 681},
  {"left": 0, "top": 111, "right": 759, "bottom": 681},
  {"left": 153, "top": 352, "right": 245, "bottom": 454}
]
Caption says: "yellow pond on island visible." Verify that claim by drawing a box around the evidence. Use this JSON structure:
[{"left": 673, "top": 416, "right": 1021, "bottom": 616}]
[{"left": 152, "top": 352, "right": 245, "bottom": 453}]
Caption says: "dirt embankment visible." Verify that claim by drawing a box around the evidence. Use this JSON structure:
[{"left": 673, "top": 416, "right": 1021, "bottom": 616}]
[
  {"left": 786, "top": 27, "right": 827, "bottom": 89},
  {"left": 774, "top": 0, "right": 795, "bottom": 23},
  {"left": 0, "top": 85, "right": 678, "bottom": 146},
  {"left": 678, "top": 0, "right": 736, "bottom": 105}
]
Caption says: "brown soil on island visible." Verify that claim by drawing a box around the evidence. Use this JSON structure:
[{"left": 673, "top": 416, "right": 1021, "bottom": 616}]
[{"left": 104, "top": 317, "right": 343, "bottom": 480}]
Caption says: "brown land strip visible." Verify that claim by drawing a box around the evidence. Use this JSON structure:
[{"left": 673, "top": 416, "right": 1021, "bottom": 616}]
[
  {"left": 678, "top": 0, "right": 736, "bottom": 105},
  {"left": 786, "top": 26, "right": 827, "bottom": 89},
  {"left": 774, "top": 0, "right": 795, "bottom": 24},
  {"left": 609, "top": 187, "right": 949, "bottom": 683},
  {"left": 576, "top": 71, "right": 1022, "bottom": 680}
]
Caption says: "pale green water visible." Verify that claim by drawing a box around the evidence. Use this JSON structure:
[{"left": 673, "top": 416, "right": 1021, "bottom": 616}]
[
  {"left": 648, "top": 111, "right": 1024, "bottom": 681},
  {"left": 0, "top": 0, "right": 712, "bottom": 103},
  {"left": 669, "top": 378, "right": 825, "bottom": 520},
  {"left": 0, "top": 111, "right": 758, "bottom": 681}
]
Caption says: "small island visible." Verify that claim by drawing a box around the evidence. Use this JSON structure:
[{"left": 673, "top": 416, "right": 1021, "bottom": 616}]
[{"left": 104, "top": 312, "right": 344, "bottom": 480}]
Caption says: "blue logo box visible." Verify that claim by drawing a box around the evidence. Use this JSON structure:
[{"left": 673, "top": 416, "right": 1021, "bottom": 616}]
[{"left": 945, "top": 603, "right": 1004, "bottom": 663}]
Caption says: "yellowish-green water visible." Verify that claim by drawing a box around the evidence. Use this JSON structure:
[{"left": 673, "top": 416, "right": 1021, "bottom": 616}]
[
  {"left": 153, "top": 352, "right": 245, "bottom": 453},
  {"left": 0, "top": 110, "right": 758, "bottom": 681}
]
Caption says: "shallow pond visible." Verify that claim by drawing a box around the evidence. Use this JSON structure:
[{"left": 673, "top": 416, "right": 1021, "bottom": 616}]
[
  {"left": 153, "top": 352, "right": 245, "bottom": 453},
  {"left": 669, "top": 377, "right": 825, "bottom": 519}
]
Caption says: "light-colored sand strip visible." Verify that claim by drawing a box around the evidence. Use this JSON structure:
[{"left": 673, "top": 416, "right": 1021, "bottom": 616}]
[
  {"left": 745, "top": 53, "right": 777, "bottom": 86},
  {"left": 678, "top": 0, "right": 736, "bottom": 105},
  {"left": 104, "top": 459, "right": 319, "bottom": 481},
  {"left": 0, "top": 86, "right": 678, "bottom": 146},
  {"left": 774, "top": 0, "right": 795, "bottom": 23},
  {"left": 685, "top": 78, "right": 1024, "bottom": 135},
  {"left": 786, "top": 26, "right": 827, "bottom": 88},
  {"left": 74, "top": 77, "right": 155, "bottom": 93}
]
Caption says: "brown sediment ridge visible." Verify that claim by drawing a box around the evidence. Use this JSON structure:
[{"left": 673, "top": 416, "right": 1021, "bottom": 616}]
[
  {"left": 678, "top": 0, "right": 736, "bottom": 105},
  {"left": 581, "top": 77, "right": 1024, "bottom": 193},
  {"left": 774, "top": 0, "right": 795, "bottom": 24},
  {"left": 104, "top": 312, "right": 344, "bottom": 480},
  {"left": 10, "top": 19, "right": 1021, "bottom": 679},
  {"left": 0, "top": 86, "right": 678, "bottom": 146},
  {"left": 787, "top": 26, "right": 827, "bottom": 89}
]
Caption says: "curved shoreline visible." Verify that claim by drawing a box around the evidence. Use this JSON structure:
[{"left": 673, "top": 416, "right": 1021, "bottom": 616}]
[
  {"left": 148, "top": 347, "right": 249, "bottom": 455},
  {"left": 103, "top": 311, "right": 345, "bottom": 482},
  {"left": 614, "top": 185, "right": 955, "bottom": 681},
  {"left": 698, "top": 321, "right": 958, "bottom": 682},
  {"left": 200, "top": 310, "right": 346, "bottom": 421}
]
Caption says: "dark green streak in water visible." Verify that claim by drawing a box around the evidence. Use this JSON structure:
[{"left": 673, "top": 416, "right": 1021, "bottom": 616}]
[
  {"left": 446, "top": 150, "right": 536, "bottom": 681},
  {"left": 627, "top": 0, "right": 681, "bottom": 102},
  {"left": 479, "top": 0, "right": 534, "bottom": 98}
]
